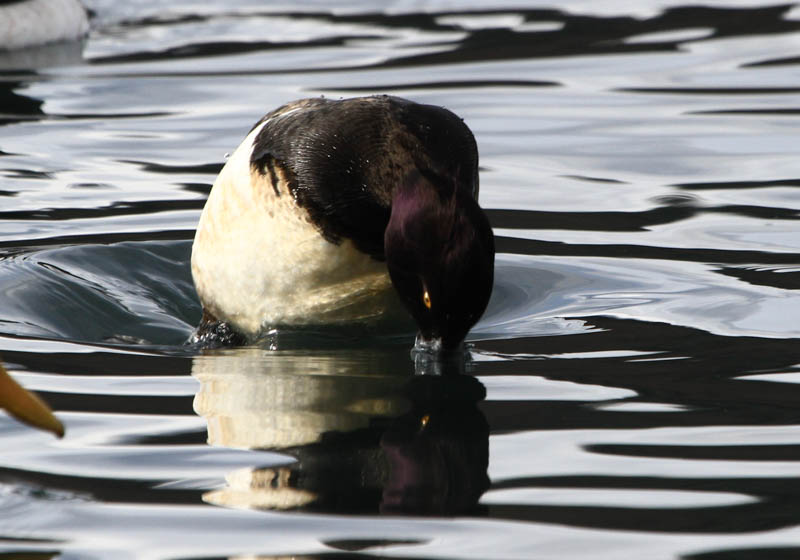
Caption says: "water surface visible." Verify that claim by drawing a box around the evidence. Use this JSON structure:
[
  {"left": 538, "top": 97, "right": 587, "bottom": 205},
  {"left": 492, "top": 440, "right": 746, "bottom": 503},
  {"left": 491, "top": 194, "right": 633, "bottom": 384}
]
[{"left": 2, "top": 1, "right": 800, "bottom": 558}]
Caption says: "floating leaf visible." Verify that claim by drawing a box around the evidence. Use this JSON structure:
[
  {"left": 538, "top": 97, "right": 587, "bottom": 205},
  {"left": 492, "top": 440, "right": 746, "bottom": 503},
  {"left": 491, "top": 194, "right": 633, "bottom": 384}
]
[{"left": 0, "top": 360, "right": 64, "bottom": 438}]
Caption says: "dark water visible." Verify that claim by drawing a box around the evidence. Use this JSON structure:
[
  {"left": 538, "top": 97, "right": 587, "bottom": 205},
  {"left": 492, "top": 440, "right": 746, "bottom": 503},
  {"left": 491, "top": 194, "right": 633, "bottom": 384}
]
[{"left": 2, "top": 1, "right": 800, "bottom": 558}]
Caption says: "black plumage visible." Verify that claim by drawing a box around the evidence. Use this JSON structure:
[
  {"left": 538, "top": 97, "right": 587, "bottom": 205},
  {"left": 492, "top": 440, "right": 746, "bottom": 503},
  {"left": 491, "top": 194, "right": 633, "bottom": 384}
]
[{"left": 249, "top": 96, "right": 479, "bottom": 259}]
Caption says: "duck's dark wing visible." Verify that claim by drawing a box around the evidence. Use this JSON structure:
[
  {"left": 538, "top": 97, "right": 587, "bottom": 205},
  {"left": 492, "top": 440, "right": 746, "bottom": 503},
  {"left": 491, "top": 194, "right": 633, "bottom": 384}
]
[{"left": 249, "top": 96, "right": 478, "bottom": 259}]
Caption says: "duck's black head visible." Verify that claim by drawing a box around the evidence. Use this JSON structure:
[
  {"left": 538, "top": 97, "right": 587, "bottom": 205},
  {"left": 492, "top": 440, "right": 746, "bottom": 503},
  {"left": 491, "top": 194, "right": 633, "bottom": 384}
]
[{"left": 385, "top": 169, "right": 495, "bottom": 353}]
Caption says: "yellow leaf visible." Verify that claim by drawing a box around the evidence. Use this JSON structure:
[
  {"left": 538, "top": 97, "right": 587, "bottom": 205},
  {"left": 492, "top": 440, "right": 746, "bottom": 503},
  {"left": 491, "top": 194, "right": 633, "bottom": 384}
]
[{"left": 0, "top": 360, "right": 64, "bottom": 438}]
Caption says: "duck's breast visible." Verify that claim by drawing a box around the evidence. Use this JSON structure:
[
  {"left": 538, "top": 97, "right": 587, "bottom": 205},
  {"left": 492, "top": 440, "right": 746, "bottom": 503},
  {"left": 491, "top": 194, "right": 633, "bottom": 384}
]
[{"left": 191, "top": 121, "right": 395, "bottom": 338}]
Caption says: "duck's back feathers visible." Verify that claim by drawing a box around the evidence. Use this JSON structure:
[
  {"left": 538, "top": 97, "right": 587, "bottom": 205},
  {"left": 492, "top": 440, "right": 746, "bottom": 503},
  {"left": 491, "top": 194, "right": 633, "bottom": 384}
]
[{"left": 249, "top": 95, "right": 479, "bottom": 258}]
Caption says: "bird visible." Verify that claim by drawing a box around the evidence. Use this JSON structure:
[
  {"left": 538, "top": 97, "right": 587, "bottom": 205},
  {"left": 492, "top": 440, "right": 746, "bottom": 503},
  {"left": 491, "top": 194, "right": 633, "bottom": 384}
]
[
  {"left": 191, "top": 95, "right": 495, "bottom": 353},
  {"left": 0, "top": 0, "right": 88, "bottom": 51}
]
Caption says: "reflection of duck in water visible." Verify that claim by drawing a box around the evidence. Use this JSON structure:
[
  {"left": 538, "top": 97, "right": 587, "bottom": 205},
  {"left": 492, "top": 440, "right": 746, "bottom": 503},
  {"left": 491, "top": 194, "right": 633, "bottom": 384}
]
[
  {"left": 379, "top": 373, "right": 489, "bottom": 515},
  {"left": 193, "top": 349, "right": 489, "bottom": 516},
  {"left": 0, "top": 0, "right": 88, "bottom": 50},
  {"left": 191, "top": 95, "right": 495, "bottom": 353}
]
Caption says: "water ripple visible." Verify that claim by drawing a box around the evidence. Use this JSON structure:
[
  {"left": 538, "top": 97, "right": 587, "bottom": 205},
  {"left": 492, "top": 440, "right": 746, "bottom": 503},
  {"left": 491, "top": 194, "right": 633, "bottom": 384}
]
[{"left": 3, "top": 1, "right": 800, "bottom": 559}]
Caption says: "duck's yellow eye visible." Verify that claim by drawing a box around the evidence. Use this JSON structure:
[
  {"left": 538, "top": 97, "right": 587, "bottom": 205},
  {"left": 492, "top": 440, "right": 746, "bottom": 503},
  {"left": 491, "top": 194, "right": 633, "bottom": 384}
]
[{"left": 423, "top": 290, "right": 431, "bottom": 309}]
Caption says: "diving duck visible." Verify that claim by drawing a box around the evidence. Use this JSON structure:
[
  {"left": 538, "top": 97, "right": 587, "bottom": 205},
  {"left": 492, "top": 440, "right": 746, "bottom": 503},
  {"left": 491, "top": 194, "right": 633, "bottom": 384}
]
[{"left": 191, "top": 95, "right": 494, "bottom": 352}]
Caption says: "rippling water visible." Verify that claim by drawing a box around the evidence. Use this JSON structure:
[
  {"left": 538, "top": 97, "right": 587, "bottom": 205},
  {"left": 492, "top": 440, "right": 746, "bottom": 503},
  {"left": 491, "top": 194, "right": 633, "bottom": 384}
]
[{"left": 2, "top": 1, "right": 800, "bottom": 558}]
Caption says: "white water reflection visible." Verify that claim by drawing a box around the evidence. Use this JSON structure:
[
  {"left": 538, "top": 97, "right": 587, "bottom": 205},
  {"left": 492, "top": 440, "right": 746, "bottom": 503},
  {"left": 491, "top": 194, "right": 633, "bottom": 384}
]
[{"left": 192, "top": 348, "right": 409, "bottom": 449}]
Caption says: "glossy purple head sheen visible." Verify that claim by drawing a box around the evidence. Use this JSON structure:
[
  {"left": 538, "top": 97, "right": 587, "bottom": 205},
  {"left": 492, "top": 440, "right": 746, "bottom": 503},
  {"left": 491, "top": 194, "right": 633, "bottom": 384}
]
[{"left": 385, "top": 171, "right": 495, "bottom": 352}]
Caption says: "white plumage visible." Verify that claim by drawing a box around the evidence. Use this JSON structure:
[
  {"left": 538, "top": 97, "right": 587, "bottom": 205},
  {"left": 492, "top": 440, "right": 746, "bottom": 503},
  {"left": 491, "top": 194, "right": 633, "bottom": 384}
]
[
  {"left": 191, "top": 120, "right": 404, "bottom": 340},
  {"left": 0, "top": 0, "right": 88, "bottom": 50}
]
